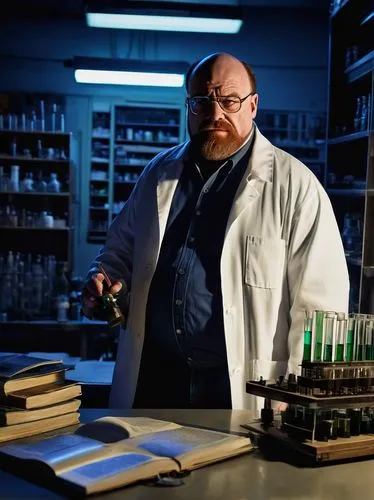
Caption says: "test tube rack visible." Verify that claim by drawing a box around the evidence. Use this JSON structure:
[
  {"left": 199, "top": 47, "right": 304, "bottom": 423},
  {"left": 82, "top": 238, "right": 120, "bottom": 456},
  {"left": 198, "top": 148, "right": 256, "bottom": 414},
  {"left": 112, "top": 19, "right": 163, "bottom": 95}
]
[{"left": 245, "top": 360, "right": 374, "bottom": 463}]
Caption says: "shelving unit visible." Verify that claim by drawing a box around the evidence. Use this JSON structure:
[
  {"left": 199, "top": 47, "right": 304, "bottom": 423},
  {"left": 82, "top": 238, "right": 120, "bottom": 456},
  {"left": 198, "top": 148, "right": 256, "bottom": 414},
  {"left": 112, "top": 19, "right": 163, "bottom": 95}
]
[
  {"left": 326, "top": 0, "right": 373, "bottom": 312},
  {"left": 0, "top": 129, "right": 77, "bottom": 266},
  {"left": 256, "top": 109, "right": 326, "bottom": 184},
  {"left": 87, "top": 103, "right": 183, "bottom": 243}
]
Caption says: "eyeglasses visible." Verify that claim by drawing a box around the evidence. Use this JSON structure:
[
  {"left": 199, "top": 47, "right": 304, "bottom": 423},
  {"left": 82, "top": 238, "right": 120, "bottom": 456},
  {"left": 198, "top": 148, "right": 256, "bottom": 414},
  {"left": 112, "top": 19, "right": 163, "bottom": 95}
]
[{"left": 186, "top": 92, "right": 256, "bottom": 115}]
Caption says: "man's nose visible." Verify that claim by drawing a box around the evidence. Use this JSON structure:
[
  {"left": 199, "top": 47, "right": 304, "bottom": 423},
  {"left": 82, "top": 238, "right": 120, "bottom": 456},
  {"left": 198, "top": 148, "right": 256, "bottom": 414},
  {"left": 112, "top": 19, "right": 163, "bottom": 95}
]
[{"left": 208, "top": 99, "right": 225, "bottom": 120}]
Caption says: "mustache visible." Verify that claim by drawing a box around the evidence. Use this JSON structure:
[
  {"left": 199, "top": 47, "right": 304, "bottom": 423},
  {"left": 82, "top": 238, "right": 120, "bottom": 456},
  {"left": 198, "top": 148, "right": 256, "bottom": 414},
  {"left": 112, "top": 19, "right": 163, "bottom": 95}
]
[{"left": 198, "top": 120, "right": 233, "bottom": 132}]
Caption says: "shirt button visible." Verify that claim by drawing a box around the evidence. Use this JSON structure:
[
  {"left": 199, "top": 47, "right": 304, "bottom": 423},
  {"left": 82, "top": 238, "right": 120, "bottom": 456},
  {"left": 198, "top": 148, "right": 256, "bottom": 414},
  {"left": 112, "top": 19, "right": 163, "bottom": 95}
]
[
  {"left": 203, "top": 188, "right": 209, "bottom": 194},
  {"left": 176, "top": 328, "right": 183, "bottom": 335},
  {"left": 175, "top": 299, "right": 183, "bottom": 306},
  {"left": 189, "top": 236, "right": 195, "bottom": 243},
  {"left": 178, "top": 268, "right": 185, "bottom": 275}
]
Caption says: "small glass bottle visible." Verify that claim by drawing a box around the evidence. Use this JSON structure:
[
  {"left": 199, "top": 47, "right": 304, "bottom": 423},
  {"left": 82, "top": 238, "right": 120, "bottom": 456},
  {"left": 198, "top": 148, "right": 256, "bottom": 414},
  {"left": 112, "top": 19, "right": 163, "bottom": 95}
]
[
  {"left": 360, "top": 95, "right": 368, "bottom": 131},
  {"left": 21, "top": 172, "right": 34, "bottom": 193},
  {"left": 10, "top": 165, "right": 20, "bottom": 192},
  {"left": 47, "top": 173, "right": 61, "bottom": 193},
  {"left": 35, "top": 170, "right": 47, "bottom": 193},
  {"left": 353, "top": 97, "right": 361, "bottom": 132},
  {"left": 10, "top": 137, "right": 17, "bottom": 157}
]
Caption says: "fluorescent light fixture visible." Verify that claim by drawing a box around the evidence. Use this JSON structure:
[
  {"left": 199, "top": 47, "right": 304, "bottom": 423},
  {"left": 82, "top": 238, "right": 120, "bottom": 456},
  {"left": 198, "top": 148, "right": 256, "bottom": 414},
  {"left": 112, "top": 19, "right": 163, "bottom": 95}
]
[
  {"left": 360, "top": 12, "right": 373, "bottom": 25},
  {"left": 85, "top": 1, "right": 243, "bottom": 34},
  {"left": 75, "top": 69, "right": 184, "bottom": 87},
  {"left": 65, "top": 57, "right": 189, "bottom": 87}
]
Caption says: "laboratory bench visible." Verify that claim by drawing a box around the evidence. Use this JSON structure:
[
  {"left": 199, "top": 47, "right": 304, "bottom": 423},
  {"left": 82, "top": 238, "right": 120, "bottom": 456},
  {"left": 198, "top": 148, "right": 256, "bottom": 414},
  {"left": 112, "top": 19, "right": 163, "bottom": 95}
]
[{"left": 0, "top": 409, "right": 373, "bottom": 499}]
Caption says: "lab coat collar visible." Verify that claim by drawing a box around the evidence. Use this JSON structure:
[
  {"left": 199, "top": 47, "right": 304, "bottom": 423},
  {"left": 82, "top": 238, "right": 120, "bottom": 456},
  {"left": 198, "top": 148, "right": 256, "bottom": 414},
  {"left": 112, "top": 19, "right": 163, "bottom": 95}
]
[{"left": 157, "top": 125, "right": 274, "bottom": 184}]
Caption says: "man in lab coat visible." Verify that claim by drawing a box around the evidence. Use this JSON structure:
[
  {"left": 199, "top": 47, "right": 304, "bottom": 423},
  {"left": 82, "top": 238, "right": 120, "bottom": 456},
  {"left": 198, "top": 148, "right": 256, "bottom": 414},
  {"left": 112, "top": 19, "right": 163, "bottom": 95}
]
[{"left": 83, "top": 52, "right": 349, "bottom": 410}]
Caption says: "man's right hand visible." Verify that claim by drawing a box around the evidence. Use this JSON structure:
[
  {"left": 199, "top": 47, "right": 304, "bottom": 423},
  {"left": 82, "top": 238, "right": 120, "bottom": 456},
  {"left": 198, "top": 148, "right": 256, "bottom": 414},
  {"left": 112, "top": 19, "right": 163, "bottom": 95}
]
[{"left": 82, "top": 272, "right": 123, "bottom": 319}]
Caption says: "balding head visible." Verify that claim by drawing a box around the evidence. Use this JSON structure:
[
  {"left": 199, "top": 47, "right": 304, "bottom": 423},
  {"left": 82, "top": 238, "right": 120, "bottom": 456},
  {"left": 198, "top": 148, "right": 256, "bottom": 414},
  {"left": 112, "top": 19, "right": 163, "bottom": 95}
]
[
  {"left": 186, "top": 53, "right": 256, "bottom": 95},
  {"left": 186, "top": 52, "right": 258, "bottom": 161}
]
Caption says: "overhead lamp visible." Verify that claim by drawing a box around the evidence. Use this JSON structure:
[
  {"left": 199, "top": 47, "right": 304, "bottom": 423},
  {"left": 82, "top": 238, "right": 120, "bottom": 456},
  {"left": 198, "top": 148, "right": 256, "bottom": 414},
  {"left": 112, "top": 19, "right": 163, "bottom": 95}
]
[
  {"left": 85, "top": 1, "right": 243, "bottom": 34},
  {"left": 65, "top": 57, "right": 189, "bottom": 87}
]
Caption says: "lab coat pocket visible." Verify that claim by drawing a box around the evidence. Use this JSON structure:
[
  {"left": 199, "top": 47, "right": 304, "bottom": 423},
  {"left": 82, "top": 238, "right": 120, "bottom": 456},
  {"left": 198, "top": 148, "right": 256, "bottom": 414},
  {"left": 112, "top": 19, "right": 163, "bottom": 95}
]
[
  {"left": 245, "top": 236, "right": 285, "bottom": 289},
  {"left": 249, "top": 359, "right": 288, "bottom": 381}
]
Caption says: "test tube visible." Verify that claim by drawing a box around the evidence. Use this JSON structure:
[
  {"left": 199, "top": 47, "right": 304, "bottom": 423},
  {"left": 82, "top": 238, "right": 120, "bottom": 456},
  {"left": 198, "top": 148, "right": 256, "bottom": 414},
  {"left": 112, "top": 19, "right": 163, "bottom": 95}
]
[
  {"left": 312, "top": 310, "right": 325, "bottom": 361},
  {"left": 303, "top": 312, "right": 313, "bottom": 362},
  {"left": 354, "top": 314, "right": 366, "bottom": 361},
  {"left": 335, "top": 312, "right": 347, "bottom": 361},
  {"left": 323, "top": 311, "right": 337, "bottom": 362},
  {"left": 346, "top": 314, "right": 355, "bottom": 361},
  {"left": 364, "top": 318, "right": 374, "bottom": 360}
]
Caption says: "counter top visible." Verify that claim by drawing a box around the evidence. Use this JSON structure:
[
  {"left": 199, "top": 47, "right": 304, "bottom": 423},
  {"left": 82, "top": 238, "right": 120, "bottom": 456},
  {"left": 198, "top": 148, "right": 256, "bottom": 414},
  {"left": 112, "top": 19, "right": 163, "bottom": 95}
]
[{"left": 0, "top": 409, "right": 373, "bottom": 499}]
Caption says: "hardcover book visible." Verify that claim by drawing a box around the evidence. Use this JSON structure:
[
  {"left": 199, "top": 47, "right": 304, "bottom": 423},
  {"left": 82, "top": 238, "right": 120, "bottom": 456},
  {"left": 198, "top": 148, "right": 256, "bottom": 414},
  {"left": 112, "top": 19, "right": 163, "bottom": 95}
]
[
  {"left": 0, "top": 416, "right": 253, "bottom": 496},
  {"left": 0, "top": 412, "right": 80, "bottom": 443},
  {"left": 0, "top": 354, "right": 67, "bottom": 396},
  {"left": 0, "top": 399, "right": 81, "bottom": 426},
  {"left": 4, "top": 381, "right": 82, "bottom": 410}
]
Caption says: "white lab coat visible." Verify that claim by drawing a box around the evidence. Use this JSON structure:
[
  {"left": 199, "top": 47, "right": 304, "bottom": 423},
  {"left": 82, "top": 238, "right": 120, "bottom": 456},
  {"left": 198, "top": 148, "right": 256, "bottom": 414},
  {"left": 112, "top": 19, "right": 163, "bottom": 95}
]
[{"left": 101, "top": 127, "right": 349, "bottom": 410}]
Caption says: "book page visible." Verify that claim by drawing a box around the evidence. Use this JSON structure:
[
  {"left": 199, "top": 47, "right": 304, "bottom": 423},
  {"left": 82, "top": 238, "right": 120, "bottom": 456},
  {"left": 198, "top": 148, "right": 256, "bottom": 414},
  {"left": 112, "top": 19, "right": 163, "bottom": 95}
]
[
  {"left": 0, "top": 432, "right": 178, "bottom": 495},
  {"left": 58, "top": 446, "right": 177, "bottom": 495},
  {"left": 128, "top": 426, "right": 252, "bottom": 469},
  {"left": 0, "top": 434, "right": 104, "bottom": 468},
  {"left": 75, "top": 416, "right": 182, "bottom": 443}
]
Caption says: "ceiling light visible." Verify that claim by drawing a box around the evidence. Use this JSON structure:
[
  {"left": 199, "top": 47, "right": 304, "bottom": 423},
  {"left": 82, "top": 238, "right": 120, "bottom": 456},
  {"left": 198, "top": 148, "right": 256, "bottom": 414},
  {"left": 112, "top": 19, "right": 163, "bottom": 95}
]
[
  {"left": 85, "top": 1, "right": 243, "bottom": 34},
  {"left": 65, "top": 57, "right": 189, "bottom": 87}
]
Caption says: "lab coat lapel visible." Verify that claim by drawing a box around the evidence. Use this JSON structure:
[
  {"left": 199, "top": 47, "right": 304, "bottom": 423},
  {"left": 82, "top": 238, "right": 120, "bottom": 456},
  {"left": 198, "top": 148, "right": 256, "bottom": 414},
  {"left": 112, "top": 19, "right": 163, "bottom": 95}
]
[
  {"left": 156, "top": 154, "right": 185, "bottom": 241},
  {"left": 226, "top": 128, "right": 274, "bottom": 231}
]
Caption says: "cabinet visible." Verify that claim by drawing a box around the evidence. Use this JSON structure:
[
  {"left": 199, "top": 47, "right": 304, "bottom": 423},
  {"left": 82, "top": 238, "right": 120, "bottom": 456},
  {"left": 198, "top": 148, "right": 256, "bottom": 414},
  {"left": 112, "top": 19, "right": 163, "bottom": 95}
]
[
  {"left": 256, "top": 109, "right": 326, "bottom": 183},
  {"left": 87, "top": 103, "right": 184, "bottom": 242},
  {"left": 326, "top": 0, "right": 373, "bottom": 312},
  {"left": 0, "top": 129, "right": 77, "bottom": 319}
]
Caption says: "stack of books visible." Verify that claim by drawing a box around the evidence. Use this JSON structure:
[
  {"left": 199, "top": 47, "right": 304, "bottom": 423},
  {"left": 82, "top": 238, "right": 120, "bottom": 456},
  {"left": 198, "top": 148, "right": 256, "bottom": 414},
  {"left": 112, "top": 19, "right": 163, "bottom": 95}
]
[{"left": 0, "top": 354, "right": 82, "bottom": 443}]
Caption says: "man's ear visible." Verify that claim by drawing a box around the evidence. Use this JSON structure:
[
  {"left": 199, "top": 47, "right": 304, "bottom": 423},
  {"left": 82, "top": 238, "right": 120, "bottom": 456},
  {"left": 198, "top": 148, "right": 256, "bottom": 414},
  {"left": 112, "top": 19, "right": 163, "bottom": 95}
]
[{"left": 251, "top": 93, "right": 259, "bottom": 119}]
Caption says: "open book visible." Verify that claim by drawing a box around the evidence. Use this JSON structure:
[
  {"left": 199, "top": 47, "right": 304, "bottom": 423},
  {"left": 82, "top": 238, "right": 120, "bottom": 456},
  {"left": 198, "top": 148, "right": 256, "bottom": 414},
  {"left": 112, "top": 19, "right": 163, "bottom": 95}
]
[{"left": 0, "top": 416, "right": 253, "bottom": 496}]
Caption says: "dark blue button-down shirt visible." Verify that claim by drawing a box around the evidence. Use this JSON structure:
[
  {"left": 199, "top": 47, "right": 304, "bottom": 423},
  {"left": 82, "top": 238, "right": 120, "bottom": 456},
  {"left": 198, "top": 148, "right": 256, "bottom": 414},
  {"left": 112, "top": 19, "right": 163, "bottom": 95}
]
[{"left": 145, "top": 130, "right": 255, "bottom": 368}]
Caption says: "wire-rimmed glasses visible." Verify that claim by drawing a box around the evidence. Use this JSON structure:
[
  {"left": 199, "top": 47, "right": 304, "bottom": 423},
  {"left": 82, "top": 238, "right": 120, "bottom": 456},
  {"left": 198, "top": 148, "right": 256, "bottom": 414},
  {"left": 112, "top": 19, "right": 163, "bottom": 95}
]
[{"left": 186, "top": 92, "right": 256, "bottom": 115}]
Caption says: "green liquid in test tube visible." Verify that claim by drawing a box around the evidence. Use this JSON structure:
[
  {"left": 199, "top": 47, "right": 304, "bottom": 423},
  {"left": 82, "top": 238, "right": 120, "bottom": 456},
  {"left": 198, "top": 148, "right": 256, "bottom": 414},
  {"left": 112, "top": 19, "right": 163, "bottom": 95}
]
[
  {"left": 335, "top": 344, "right": 344, "bottom": 361},
  {"left": 346, "top": 316, "right": 355, "bottom": 361},
  {"left": 335, "top": 313, "right": 347, "bottom": 362},
  {"left": 303, "top": 316, "right": 312, "bottom": 361},
  {"left": 313, "top": 311, "right": 324, "bottom": 361},
  {"left": 323, "top": 312, "right": 336, "bottom": 362},
  {"left": 354, "top": 315, "right": 366, "bottom": 361},
  {"left": 365, "top": 319, "right": 374, "bottom": 361}
]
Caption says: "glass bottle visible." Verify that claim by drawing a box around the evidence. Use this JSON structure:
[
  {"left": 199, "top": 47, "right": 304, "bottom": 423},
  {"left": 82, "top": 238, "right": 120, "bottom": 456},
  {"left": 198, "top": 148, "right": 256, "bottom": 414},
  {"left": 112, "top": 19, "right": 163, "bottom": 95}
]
[
  {"left": 47, "top": 173, "right": 61, "bottom": 193},
  {"left": 10, "top": 165, "right": 20, "bottom": 192},
  {"left": 360, "top": 95, "right": 368, "bottom": 131},
  {"left": 353, "top": 97, "right": 361, "bottom": 132},
  {"left": 21, "top": 172, "right": 34, "bottom": 193}
]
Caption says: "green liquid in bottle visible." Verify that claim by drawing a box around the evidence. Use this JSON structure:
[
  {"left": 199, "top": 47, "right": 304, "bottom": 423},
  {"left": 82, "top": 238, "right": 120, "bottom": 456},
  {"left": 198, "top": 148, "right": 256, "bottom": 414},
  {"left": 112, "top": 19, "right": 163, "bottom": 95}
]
[
  {"left": 303, "top": 331, "right": 312, "bottom": 361},
  {"left": 346, "top": 330, "right": 354, "bottom": 361},
  {"left": 335, "top": 343, "right": 344, "bottom": 362},
  {"left": 324, "top": 344, "right": 332, "bottom": 362}
]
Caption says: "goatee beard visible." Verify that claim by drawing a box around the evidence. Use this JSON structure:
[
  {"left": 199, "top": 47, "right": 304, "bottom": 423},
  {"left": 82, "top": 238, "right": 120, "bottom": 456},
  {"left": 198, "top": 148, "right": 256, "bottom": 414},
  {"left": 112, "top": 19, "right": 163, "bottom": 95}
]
[{"left": 190, "top": 122, "right": 244, "bottom": 161}]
